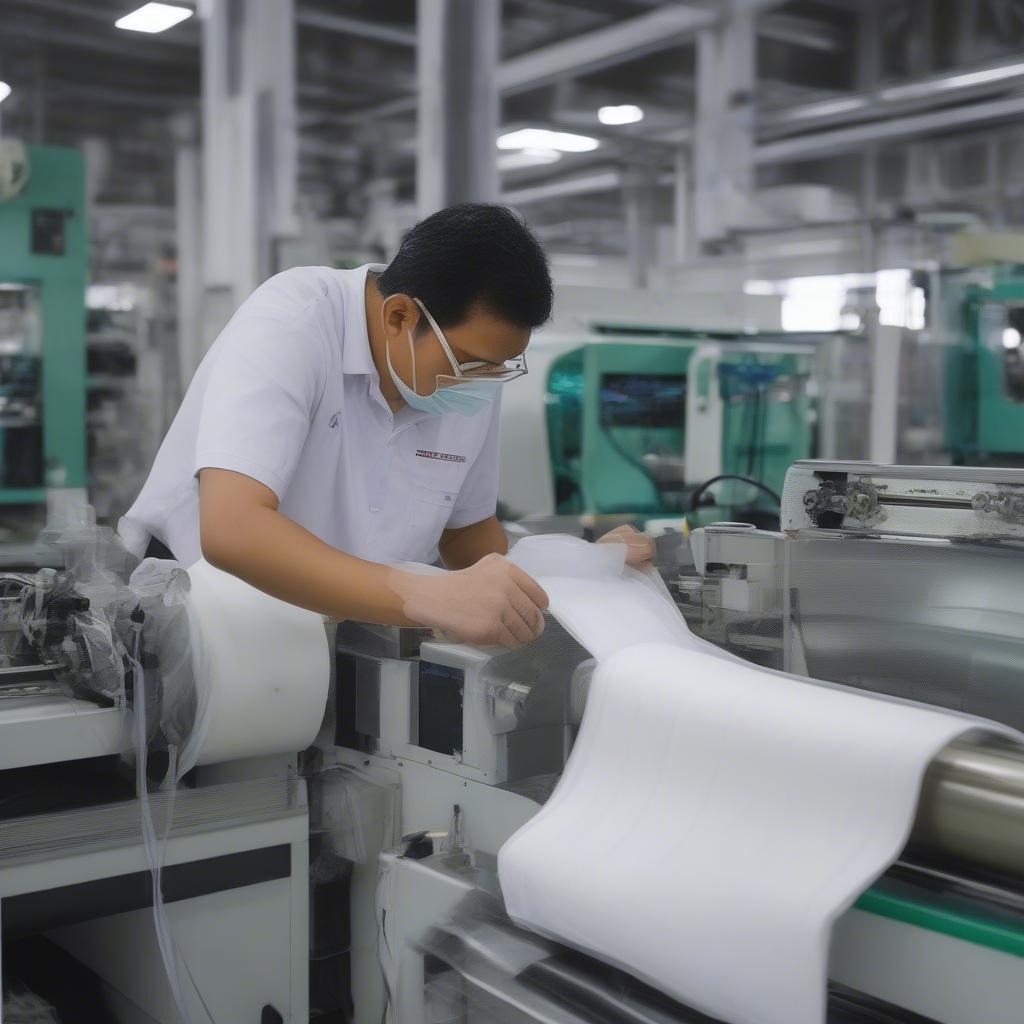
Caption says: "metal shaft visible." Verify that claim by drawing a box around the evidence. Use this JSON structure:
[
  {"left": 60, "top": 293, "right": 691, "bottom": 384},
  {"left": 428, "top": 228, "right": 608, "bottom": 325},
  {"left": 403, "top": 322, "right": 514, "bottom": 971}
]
[{"left": 912, "top": 732, "right": 1024, "bottom": 883}]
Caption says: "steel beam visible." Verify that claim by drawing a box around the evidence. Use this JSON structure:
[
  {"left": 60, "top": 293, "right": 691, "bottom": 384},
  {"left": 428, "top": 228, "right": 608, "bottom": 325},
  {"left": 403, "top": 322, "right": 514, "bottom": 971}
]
[
  {"left": 296, "top": 8, "right": 416, "bottom": 47},
  {"left": 756, "top": 94, "right": 1024, "bottom": 164},
  {"left": 760, "top": 55, "right": 1024, "bottom": 140},
  {"left": 760, "top": 12, "right": 845, "bottom": 53},
  {"left": 502, "top": 169, "right": 622, "bottom": 206},
  {"left": 497, "top": 5, "right": 718, "bottom": 96}
]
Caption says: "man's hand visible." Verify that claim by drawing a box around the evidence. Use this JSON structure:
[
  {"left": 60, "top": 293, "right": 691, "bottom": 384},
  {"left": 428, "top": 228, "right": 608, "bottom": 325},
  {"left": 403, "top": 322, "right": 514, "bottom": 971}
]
[
  {"left": 597, "top": 524, "right": 656, "bottom": 569},
  {"left": 395, "top": 553, "right": 548, "bottom": 648}
]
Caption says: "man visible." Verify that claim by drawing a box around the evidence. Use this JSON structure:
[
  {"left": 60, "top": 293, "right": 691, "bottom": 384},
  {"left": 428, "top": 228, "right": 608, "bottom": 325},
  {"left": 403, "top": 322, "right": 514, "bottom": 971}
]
[{"left": 121, "top": 203, "right": 650, "bottom": 647}]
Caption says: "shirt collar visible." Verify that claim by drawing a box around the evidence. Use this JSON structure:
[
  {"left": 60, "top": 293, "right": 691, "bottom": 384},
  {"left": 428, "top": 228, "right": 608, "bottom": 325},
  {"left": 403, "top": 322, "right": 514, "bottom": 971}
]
[{"left": 341, "top": 262, "right": 388, "bottom": 376}]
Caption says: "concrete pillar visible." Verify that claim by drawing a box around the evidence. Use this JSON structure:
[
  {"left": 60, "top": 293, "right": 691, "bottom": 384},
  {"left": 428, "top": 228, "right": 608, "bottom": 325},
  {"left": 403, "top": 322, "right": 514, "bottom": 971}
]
[
  {"left": 694, "top": 4, "right": 755, "bottom": 246},
  {"left": 416, "top": 0, "right": 500, "bottom": 217},
  {"left": 198, "top": 0, "right": 299, "bottom": 350}
]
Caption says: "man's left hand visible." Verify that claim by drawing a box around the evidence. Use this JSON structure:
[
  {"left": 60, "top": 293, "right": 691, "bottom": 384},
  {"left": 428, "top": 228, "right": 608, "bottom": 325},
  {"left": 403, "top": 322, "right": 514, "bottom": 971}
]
[{"left": 597, "top": 524, "right": 656, "bottom": 569}]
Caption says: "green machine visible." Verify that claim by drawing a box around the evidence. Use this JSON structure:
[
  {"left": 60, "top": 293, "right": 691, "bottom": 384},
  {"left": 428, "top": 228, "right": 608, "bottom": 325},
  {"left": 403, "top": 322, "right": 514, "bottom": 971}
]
[
  {"left": 543, "top": 333, "right": 818, "bottom": 526},
  {"left": 0, "top": 143, "right": 87, "bottom": 504},
  {"left": 943, "top": 267, "right": 1024, "bottom": 466}
]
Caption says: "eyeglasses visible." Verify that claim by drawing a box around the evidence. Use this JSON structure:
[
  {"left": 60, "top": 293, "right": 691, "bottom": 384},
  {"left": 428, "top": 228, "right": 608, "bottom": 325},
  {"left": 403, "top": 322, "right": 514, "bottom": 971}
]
[{"left": 414, "top": 298, "right": 528, "bottom": 384}]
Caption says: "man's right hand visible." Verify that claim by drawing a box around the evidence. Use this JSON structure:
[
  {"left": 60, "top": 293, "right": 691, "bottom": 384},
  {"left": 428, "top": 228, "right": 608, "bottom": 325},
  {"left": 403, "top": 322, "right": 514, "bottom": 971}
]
[{"left": 397, "top": 553, "right": 549, "bottom": 648}]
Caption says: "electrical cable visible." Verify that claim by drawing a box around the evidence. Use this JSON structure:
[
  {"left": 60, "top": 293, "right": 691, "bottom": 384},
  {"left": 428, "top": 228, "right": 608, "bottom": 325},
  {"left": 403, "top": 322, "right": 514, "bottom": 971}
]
[
  {"left": 688, "top": 474, "right": 781, "bottom": 513},
  {"left": 375, "top": 860, "right": 397, "bottom": 1024},
  {"left": 130, "top": 611, "right": 216, "bottom": 1024}
]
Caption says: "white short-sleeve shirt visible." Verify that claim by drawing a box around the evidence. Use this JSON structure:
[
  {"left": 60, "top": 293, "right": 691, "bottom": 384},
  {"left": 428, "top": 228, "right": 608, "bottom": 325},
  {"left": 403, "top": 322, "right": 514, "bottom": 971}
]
[{"left": 119, "top": 264, "right": 502, "bottom": 568}]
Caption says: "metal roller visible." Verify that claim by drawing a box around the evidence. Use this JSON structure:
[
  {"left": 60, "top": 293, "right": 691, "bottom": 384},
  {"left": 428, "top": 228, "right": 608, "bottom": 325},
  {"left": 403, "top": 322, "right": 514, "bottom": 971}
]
[
  {"left": 553, "top": 650, "right": 1024, "bottom": 884},
  {"left": 911, "top": 732, "right": 1024, "bottom": 884}
]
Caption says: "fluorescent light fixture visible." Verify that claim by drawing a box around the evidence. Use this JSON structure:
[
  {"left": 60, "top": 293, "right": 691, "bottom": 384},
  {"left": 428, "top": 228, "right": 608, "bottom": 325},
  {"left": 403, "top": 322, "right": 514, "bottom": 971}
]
[
  {"left": 598, "top": 104, "right": 644, "bottom": 126},
  {"left": 1003, "top": 327, "right": 1022, "bottom": 350},
  {"left": 497, "top": 128, "right": 598, "bottom": 154},
  {"left": 0, "top": 82, "right": 11, "bottom": 105},
  {"left": 497, "top": 148, "right": 562, "bottom": 172},
  {"left": 115, "top": 2, "right": 193, "bottom": 33}
]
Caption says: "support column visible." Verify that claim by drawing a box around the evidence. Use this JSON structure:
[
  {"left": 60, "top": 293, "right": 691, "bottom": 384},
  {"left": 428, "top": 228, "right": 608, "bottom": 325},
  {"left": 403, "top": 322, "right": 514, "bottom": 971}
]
[
  {"left": 694, "top": 3, "right": 755, "bottom": 246},
  {"left": 198, "top": 0, "right": 298, "bottom": 352},
  {"left": 173, "top": 112, "right": 202, "bottom": 389},
  {"left": 856, "top": 0, "right": 880, "bottom": 92},
  {"left": 623, "top": 164, "right": 658, "bottom": 289},
  {"left": 416, "top": 0, "right": 500, "bottom": 217},
  {"left": 673, "top": 146, "right": 691, "bottom": 265},
  {"left": 870, "top": 325, "right": 901, "bottom": 464}
]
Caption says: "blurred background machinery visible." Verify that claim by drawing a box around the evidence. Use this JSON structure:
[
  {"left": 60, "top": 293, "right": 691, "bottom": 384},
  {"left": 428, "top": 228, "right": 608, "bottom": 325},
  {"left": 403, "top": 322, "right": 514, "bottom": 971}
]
[{"left": 0, "top": 144, "right": 86, "bottom": 528}]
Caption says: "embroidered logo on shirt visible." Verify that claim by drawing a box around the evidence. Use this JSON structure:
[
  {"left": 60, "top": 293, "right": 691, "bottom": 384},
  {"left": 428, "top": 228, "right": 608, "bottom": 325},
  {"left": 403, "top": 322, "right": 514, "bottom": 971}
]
[
  {"left": 329, "top": 412, "right": 341, "bottom": 429},
  {"left": 416, "top": 449, "right": 467, "bottom": 464}
]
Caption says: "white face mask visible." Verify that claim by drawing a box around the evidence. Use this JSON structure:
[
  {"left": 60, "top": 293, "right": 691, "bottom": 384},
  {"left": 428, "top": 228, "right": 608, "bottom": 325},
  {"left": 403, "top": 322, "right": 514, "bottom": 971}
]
[
  {"left": 385, "top": 331, "right": 501, "bottom": 417},
  {"left": 383, "top": 298, "right": 525, "bottom": 417}
]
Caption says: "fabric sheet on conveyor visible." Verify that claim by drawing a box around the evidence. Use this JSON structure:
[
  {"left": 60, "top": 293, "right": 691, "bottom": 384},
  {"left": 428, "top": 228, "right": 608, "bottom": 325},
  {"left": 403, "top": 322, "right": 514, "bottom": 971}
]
[{"left": 501, "top": 534, "right": 1018, "bottom": 1024}]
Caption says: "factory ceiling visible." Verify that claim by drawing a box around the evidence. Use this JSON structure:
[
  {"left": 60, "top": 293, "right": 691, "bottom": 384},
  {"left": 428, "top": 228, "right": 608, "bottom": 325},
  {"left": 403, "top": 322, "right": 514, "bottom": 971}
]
[{"left": 2, "top": 0, "right": 1024, "bottom": 251}]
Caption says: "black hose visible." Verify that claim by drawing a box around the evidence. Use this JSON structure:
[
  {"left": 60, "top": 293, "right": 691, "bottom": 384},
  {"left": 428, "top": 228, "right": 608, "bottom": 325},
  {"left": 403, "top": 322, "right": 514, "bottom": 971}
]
[{"left": 689, "top": 474, "right": 781, "bottom": 513}]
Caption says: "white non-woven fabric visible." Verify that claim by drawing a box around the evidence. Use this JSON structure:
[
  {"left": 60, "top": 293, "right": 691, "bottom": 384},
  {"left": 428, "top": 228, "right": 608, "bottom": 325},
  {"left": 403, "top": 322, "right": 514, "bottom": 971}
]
[
  {"left": 508, "top": 534, "right": 706, "bottom": 660},
  {"left": 181, "top": 559, "right": 331, "bottom": 767},
  {"left": 499, "top": 535, "right": 1019, "bottom": 1024}
]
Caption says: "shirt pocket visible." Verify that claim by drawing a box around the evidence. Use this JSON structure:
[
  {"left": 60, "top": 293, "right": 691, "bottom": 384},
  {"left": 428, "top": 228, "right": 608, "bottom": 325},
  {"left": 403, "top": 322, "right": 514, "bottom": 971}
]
[
  {"left": 413, "top": 481, "right": 459, "bottom": 509},
  {"left": 402, "top": 480, "right": 460, "bottom": 561}
]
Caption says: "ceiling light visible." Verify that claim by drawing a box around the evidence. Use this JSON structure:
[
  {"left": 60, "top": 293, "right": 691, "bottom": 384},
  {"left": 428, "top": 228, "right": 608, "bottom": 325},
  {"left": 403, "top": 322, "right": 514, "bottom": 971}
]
[
  {"left": 598, "top": 104, "right": 644, "bottom": 126},
  {"left": 1002, "top": 327, "right": 1022, "bottom": 350},
  {"left": 115, "top": 3, "right": 193, "bottom": 34},
  {"left": 497, "top": 128, "right": 599, "bottom": 154},
  {"left": 497, "top": 148, "right": 562, "bottom": 172},
  {"left": 0, "top": 82, "right": 11, "bottom": 105}
]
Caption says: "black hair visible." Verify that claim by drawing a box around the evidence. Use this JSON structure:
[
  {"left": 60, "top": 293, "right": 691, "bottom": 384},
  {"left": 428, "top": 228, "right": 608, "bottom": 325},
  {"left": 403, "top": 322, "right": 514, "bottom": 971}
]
[{"left": 376, "top": 203, "right": 553, "bottom": 330}]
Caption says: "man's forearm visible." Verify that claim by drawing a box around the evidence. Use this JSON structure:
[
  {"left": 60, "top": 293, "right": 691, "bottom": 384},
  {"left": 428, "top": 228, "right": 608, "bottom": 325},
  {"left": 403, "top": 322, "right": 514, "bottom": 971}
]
[
  {"left": 438, "top": 515, "right": 508, "bottom": 569},
  {"left": 203, "top": 503, "right": 415, "bottom": 624}
]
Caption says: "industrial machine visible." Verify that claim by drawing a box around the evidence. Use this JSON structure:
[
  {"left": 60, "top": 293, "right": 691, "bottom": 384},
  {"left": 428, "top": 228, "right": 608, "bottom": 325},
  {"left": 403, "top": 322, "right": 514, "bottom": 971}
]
[
  {"left": 321, "top": 460, "right": 1024, "bottom": 1024},
  {"left": 941, "top": 265, "right": 1024, "bottom": 466},
  {"left": 0, "top": 143, "right": 87, "bottom": 508},
  {"left": 499, "top": 289, "right": 868, "bottom": 529},
  {"left": 5, "top": 460, "right": 1023, "bottom": 1024},
  {"left": 0, "top": 536, "right": 312, "bottom": 1022}
]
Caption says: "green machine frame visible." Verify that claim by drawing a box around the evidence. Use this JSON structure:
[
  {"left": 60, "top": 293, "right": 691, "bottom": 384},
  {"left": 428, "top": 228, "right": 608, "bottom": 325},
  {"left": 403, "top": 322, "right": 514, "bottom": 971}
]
[
  {"left": 944, "top": 269, "right": 1024, "bottom": 466},
  {"left": 0, "top": 144, "right": 87, "bottom": 503},
  {"left": 545, "top": 335, "right": 814, "bottom": 520}
]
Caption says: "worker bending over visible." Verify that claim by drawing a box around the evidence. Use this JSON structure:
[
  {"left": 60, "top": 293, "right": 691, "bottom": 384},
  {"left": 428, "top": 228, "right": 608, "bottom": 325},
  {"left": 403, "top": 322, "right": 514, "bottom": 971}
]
[{"left": 120, "top": 204, "right": 651, "bottom": 647}]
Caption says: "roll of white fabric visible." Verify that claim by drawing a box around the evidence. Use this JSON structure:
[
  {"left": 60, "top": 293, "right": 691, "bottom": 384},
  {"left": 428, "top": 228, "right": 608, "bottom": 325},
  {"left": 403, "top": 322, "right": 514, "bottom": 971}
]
[
  {"left": 499, "top": 535, "right": 1020, "bottom": 1024},
  {"left": 181, "top": 559, "right": 331, "bottom": 768}
]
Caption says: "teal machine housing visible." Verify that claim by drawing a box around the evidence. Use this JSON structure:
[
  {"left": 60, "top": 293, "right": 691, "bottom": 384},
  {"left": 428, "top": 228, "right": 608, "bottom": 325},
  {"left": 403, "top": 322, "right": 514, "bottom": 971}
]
[
  {"left": 943, "top": 269, "right": 1024, "bottom": 466},
  {"left": 545, "top": 334, "right": 816, "bottom": 523},
  {"left": 0, "top": 144, "right": 87, "bottom": 504}
]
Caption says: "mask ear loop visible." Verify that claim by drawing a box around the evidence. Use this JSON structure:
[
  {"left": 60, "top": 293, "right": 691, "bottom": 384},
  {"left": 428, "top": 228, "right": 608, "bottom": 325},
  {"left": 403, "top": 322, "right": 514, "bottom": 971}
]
[
  {"left": 406, "top": 331, "right": 418, "bottom": 393},
  {"left": 382, "top": 305, "right": 422, "bottom": 394},
  {"left": 414, "top": 298, "right": 462, "bottom": 378}
]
